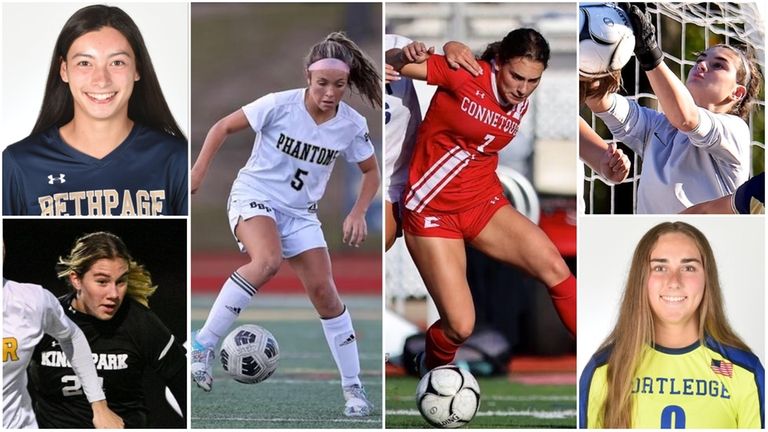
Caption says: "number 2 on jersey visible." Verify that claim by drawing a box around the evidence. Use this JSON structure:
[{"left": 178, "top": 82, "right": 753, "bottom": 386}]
[
  {"left": 291, "top": 169, "right": 309, "bottom": 191},
  {"left": 660, "top": 405, "right": 686, "bottom": 429},
  {"left": 61, "top": 375, "right": 105, "bottom": 397}
]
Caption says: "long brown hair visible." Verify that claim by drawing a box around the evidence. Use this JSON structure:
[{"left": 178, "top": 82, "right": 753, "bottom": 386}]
[
  {"left": 32, "top": 5, "right": 184, "bottom": 138},
  {"left": 305, "top": 31, "right": 381, "bottom": 108},
  {"left": 598, "top": 221, "right": 750, "bottom": 428}
]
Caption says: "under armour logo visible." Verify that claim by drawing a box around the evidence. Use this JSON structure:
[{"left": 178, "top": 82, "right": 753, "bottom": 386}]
[
  {"left": 424, "top": 216, "right": 440, "bottom": 228},
  {"left": 340, "top": 334, "right": 356, "bottom": 347},
  {"left": 490, "top": 196, "right": 500, "bottom": 205},
  {"left": 51, "top": 340, "right": 59, "bottom": 348},
  {"left": 226, "top": 305, "right": 242, "bottom": 315},
  {"left": 475, "top": 90, "right": 485, "bottom": 99},
  {"left": 48, "top": 174, "right": 66, "bottom": 184}
]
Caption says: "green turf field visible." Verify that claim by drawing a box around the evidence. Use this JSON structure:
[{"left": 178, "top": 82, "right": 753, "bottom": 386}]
[
  {"left": 191, "top": 295, "right": 382, "bottom": 429},
  {"left": 386, "top": 376, "right": 576, "bottom": 428}
]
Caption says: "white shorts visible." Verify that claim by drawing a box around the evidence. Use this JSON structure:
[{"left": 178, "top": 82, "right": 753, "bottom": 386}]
[{"left": 227, "top": 195, "right": 326, "bottom": 258}]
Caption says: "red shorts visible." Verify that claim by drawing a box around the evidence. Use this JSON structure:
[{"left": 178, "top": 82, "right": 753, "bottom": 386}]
[{"left": 402, "top": 194, "right": 508, "bottom": 240}]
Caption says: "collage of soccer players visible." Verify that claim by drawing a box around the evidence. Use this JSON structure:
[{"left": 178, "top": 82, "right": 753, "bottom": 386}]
[{"left": 1, "top": 1, "right": 765, "bottom": 430}]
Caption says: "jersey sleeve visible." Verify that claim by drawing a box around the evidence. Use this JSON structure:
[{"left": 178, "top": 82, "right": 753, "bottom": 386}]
[
  {"left": 2, "top": 149, "right": 26, "bottom": 215},
  {"left": 341, "top": 124, "right": 375, "bottom": 163},
  {"left": 579, "top": 348, "right": 612, "bottom": 428},
  {"left": 137, "top": 307, "right": 186, "bottom": 381},
  {"left": 732, "top": 354, "right": 765, "bottom": 428},
  {"left": 168, "top": 140, "right": 189, "bottom": 215},
  {"left": 426, "top": 54, "right": 473, "bottom": 91},
  {"left": 684, "top": 109, "right": 750, "bottom": 166},
  {"left": 594, "top": 94, "right": 666, "bottom": 155},
  {"left": 242, "top": 93, "right": 277, "bottom": 133},
  {"left": 40, "top": 289, "right": 105, "bottom": 403}
]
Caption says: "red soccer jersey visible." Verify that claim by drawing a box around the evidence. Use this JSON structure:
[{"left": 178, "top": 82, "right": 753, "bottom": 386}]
[{"left": 404, "top": 54, "right": 529, "bottom": 213}]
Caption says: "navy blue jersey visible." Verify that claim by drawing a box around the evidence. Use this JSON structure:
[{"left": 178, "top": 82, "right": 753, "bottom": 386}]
[
  {"left": 3, "top": 124, "right": 187, "bottom": 216},
  {"left": 28, "top": 294, "right": 186, "bottom": 428}
]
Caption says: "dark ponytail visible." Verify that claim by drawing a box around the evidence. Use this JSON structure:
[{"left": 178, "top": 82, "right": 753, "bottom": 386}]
[{"left": 480, "top": 28, "right": 550, "bottom": 69}]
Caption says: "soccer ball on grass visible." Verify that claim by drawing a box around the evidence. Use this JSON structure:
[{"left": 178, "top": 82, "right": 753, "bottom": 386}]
[
  {"left": 220, "top": 324, "right": 279, "bottom": 384},
  {"left": 416, "top": 365, "right": 481, "bottom": 428}
]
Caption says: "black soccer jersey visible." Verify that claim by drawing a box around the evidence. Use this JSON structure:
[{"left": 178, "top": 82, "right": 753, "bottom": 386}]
[
  {"left": 28, "top": 294, "right": 186, "bottom": 428},
  {"left": 3, "top": 124, "right": 188, "bottom": 216}
]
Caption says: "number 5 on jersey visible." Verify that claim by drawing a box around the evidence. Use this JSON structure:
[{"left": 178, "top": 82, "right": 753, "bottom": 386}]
[{"left": 291, "top": 169, "right": 309, "bottom": 191}]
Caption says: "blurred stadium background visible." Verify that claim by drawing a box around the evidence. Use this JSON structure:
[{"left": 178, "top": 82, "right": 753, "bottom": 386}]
[
  {"left": 582, "top": 2, "right": 765, "bottom": 214},
  {"left": 190, "top": 3, "right": 382, "bottom": 428},
  {"left": 385, "top": 3, "right": 577, "bottom": 428}
]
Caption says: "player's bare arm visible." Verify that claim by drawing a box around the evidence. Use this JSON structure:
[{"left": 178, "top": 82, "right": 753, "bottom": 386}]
[
  {"left": 579, "top": 118, "right": 630, "bottom": 184},
  {"left": 90, "top": 400, "right": 124, "bottom": 429},
  {"left": 191, "top": 110, "right": 251, "bottom": 193},
  {"left": 442, "top": 41, "right": 482, "bottom": 76},
  {"left": 343, "top": 155, "right": 380, "bottom": 248},
  {"left": 386, "top": 41, "right": 433, "bottom": 80}
]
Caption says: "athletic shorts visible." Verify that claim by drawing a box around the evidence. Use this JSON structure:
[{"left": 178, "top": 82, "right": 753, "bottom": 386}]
[
  {"left": 227, "top": 195, "right": 326, "bottom": 258},
  {"left": 402, "top": 193, "right": 508, "bottom": 240}
]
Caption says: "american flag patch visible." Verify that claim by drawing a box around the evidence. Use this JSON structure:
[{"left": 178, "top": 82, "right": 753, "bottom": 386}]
[{"left": 711, "top": 359, "right": 734, "bottom": 377}]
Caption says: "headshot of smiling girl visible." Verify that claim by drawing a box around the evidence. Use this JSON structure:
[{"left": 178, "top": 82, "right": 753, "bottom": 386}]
[
  {"left": 1, "top": 3, "right": 188, "bottom": 216},
  {"left": 578, "top": 217, "right": 764, "bottom": 428}
]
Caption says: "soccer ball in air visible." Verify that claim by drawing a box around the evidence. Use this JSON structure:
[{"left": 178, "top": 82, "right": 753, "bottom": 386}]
[
  {"left": 579, "top": 3, "right": 635, "bottom": 77},
  {"left": 416, "top": 365, "right": 481, "bottom": 428},
  {"left": 220, "top": 324, "right": 279, "bottom": 384}
]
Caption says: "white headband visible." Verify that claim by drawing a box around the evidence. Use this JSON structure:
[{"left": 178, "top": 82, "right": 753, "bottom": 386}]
[
  {"left": 307, "top": 58, "right": 350, "bottom": 73},
  {"left": 720, "top": 45, "right": 752, "bottom": 88}
]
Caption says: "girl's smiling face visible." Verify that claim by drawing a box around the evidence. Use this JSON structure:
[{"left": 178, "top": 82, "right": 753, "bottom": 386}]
[{"left": 60, "top": 26, "right": 139, "bottom": 123}]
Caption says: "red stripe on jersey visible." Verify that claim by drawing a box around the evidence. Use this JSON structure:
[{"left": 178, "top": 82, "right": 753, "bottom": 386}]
[{"left": 405, "top": 146, "right": 471, "bottom": 212}]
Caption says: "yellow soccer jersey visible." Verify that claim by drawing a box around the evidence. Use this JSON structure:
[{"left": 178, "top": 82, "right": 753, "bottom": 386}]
[{"left": 579, "top": 337, "right": 764, "bottom": 428}]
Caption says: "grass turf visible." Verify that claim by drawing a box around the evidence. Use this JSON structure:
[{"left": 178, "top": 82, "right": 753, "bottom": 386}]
[
  {"left": 191, "top": 295, "right": 382, "bottom": 429},
  {"left": 385, "top": 376, "right": 576, "bottom": 428}
]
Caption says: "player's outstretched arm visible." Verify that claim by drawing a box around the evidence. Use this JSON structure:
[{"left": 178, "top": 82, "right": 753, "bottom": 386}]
[
  {"left": 386, "top": 41, "right": 434, "bottom": 81},
  {"left": 343, "top": 155, "right": 380, "bottom": 247},
  {"left": 579, "top": 118, "right": 630, "bottom": 184},
  {"left": 191, "top": 110, "right": 251, "bottom": 193},
  {"left": 57, "top": 325, "right": 124, "bottom": 428},
  {"left": 622, "top": 3, "right": 699, "bottom": 131}
]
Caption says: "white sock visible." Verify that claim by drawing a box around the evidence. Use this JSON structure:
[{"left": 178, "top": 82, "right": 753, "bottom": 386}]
[
  {"left": 197, "top": 272, "right": 257, "bottom": 348},
  {"left": 320, "top": 306, "right": 362, "bottom": 388}
]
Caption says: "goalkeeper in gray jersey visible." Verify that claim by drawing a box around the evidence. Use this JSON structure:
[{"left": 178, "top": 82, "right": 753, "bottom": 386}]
[{"left": 584, "top": 4, "right": 762, "bottom": 214}]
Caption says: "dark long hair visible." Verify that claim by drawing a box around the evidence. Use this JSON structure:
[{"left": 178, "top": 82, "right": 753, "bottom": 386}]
[
  {"left": 305, "top": 32, "right": 381, "bottom": 108},
  {"left": 32, "top": 5, "right": 184, "bottom": 138},
  {"left": 480, "top": 28, "right": 550, "bottom": 69}
]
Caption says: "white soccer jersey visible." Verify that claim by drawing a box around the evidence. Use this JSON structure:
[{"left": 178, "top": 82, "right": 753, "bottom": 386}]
[
  {"left": 596, "top": 94, "right": 750, "bottom": 213},
  {"left": 232, "top": 88, "right": 374, "bottom": 218},
  {"left": 2, "top": 279, "right": 104, "bottom": 429},
  {"left": 385, "top": 34, "right": 422, "bottom": 203}
]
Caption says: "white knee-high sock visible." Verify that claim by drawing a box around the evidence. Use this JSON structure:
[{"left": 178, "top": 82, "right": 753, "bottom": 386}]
[
  {"left": 320, "top": 306, "right": 362, "bottom": 388},
  {"left": 197, "top": 272, "right": 257, "bottom": 348}
]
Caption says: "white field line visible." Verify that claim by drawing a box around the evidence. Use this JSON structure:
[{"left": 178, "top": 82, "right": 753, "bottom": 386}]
[
  {"left": 390, "top": 394, "right": 576, "bottom": 402},
  {"left": 386, "top": 409, "right": 576, "bottom": 419},
  {"left": 192, "top": 416, "right": 380, "bottom": 424},
  {"left": 252, "top": 378, "right": 382, "bottom": 386}
]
